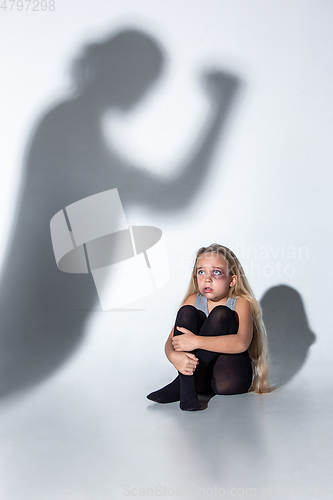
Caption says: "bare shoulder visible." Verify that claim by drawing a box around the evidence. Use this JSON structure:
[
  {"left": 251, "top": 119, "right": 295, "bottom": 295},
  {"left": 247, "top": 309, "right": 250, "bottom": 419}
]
[
  {"left": 182, "top": 293, "right": 197, "bottom": 306},
  {"left": 235, "top": 296, "right": 252, "bottom": 314}
]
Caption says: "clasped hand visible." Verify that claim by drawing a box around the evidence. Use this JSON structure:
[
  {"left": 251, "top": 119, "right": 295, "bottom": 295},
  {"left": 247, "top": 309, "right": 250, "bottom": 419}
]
[{"left": 172, "top": 327, "right": 199, "bottom": 351}]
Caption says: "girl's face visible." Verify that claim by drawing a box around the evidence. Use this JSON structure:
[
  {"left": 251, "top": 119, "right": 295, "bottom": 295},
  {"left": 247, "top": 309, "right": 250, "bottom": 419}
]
[{"left": 196, "top": 252, "right": 237, "bottom": 302}]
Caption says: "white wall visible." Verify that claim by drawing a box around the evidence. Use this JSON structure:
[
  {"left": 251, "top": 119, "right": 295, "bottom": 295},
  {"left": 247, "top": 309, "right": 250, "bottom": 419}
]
[{"left": 1, "top": 0, "right": 332, "bottom": 375}]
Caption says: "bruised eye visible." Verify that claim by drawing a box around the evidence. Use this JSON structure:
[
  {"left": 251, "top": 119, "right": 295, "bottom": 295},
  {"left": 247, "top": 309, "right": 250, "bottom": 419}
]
[{"left": 213, "top": 269, "right": 223, "bottom": 276}]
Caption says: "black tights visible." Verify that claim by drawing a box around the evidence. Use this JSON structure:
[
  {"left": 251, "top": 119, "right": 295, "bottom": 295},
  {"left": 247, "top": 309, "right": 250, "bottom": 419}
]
[{"left": 147, "top": 305, "right": 253, "bottom": 410}]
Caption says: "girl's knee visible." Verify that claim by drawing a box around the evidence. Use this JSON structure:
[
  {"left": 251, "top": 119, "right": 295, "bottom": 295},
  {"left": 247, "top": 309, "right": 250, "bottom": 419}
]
[
  {"left": 209, "top": 305, "right": 235, "bottom": 319},
  {"left": 209, "top": 305, "right": 237, "bottom": 326},
  {"left": 205, "top": 305, "right": 238, "bottom": 335},
  {"left": 176, "top": 305, "right": 197, "bottom": 321},
  {"left": 179, "top": 304, "right": 197, "bottom": 313},
  {"left": 175, "top": 305, "right": 205, "bottom": 333}
]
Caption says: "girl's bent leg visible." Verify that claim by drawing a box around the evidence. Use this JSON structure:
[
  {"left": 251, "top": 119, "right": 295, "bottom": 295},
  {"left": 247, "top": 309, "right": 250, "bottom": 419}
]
[
  {"left": 212, "top": 353, "right": 253, "bottom": 395},
  {"left": 146, "top": 305, "right": 205, "bottom": 410},
  {"left": 199, "top": 306, "right": 252, "bottom": 395},
  {"left": 194, "top": 306, "right": 239, "bottom": 392},
  {"left": 174, "top": 306, "right": 206, "bottom": 411}
]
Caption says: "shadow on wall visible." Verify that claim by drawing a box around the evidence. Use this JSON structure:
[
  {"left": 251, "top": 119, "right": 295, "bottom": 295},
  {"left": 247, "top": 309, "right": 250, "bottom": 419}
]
[
  {"left": 261, "top": 285, "right": 316, "bottom": 387},
  {"left": 0, "top": 28, "right": 241, "bottom": 399}
]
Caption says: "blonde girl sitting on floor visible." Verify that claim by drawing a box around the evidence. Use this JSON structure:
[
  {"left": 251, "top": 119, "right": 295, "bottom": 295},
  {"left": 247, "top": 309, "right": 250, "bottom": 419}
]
[{"left": 147, "top": 244, "right": 271, "bottom": 411}]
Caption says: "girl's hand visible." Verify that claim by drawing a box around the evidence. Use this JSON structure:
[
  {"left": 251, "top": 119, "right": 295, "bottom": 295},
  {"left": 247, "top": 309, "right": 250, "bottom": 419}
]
[
  {"left": 172, "top": 327, "right": 199, "bottom": 352},
  {"left": 170, "top": 351, "right": 199, "bottom": 376}
]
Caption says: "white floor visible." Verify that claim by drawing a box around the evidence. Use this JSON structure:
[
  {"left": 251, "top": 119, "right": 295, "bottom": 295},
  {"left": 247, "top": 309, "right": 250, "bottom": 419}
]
[{"left": 0, "top": 306, "right": 331, "bottom": 500}]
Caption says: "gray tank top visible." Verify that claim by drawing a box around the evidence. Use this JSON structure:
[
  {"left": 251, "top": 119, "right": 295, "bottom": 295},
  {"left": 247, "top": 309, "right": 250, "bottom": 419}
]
[{"left": 194, "top": 293, "right": 236, "bottom": 316}]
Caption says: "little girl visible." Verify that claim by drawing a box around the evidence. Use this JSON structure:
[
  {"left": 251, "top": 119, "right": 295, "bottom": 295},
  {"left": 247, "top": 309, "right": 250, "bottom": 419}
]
[{"left": 147, "top": 244, "right": 271, "bottom": 411}]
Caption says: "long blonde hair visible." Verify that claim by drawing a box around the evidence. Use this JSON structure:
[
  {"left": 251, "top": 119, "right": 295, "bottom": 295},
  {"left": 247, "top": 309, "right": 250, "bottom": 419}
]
[{"left": 183, "top": 244, "right": 272, "bottom": 394}]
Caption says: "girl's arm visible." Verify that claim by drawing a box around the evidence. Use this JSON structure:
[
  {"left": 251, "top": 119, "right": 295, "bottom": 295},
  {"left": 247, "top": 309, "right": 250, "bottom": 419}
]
[
  {"left": 173, "top": 297, "right": 253, "bottom": 354},
  {"left": 165, "top": 329, "right": 199, "bottom": 375}
]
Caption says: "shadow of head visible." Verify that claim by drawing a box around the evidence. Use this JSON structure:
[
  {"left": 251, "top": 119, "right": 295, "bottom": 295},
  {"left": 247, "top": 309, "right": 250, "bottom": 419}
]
[
  {"left": 71, "top": 28, "right": 166, "bottom": 111},
  {"left": 261, "top": 285, "right": 316, "bottom": 387}
]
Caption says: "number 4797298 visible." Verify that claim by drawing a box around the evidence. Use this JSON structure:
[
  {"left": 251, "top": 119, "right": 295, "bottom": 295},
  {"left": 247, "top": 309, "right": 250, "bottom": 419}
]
[{"left": 0, "top": 0, "right": 55, "bottom": 11}]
